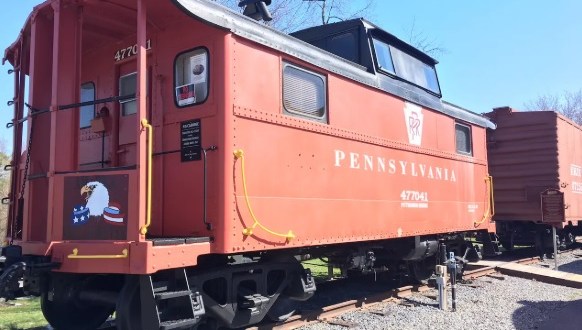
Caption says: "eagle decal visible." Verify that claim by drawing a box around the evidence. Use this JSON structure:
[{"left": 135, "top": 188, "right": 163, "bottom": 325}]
[
  {"left": 81, "top": 181, "right": 109, "bottom": 216},
  {"left": 72, "top": 181, "right": 125, "bottom": 225}
]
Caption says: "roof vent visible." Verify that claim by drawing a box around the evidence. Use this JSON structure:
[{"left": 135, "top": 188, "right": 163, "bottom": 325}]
[{"left": 238, "top": 0, "right": 272, "bottom": 21}]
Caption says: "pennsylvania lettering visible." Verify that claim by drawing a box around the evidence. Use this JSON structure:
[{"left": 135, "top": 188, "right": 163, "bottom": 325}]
[{"left": 334, "top": 150, "right": 457, "bottom": 182}]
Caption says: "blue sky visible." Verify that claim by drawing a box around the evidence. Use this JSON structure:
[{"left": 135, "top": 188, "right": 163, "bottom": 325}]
[
  {"left": 0, "top": 1, "right": 580, "bottom": 152},
  {"left": 373, "top": 1, "right": 581, "bottom": 113}
]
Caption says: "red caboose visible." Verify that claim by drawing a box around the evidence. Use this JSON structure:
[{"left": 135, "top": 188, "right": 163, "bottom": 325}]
[{"left": 1, "top": 0, "right": 495, "bottom": 329}]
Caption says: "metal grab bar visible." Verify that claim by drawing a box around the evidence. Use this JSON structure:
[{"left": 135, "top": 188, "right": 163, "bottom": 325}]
[
  {"left": 139, "top": 118, "right": 153, "bottom": 236},
  {"left": 6, "top": 96, "right": 137, "bottom": 129},
  {"left": 474, "top": 175, "right": 494, "bottom": 227},
  {"left": 67, "top": 248, "right": 129, "bottom": 259}
]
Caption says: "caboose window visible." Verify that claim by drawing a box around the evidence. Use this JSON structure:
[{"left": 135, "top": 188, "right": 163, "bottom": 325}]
[
  {"left": 119, "top": 73, "right": 137, "bottom": 116},
  {"left": 174, "top": 47, "right": 209, "bottom": 107},
  {"left": 328, "top": 32, "right": 358, "bottom": 63},
  {"left": 372, "top": 39, "right": 395, "bottom": 74},
  {"left": 282, "top": 63, "right": 327, "bottom": 122},
  {"left": 80, "top": 82, "right": 95, "bottom": 128},
  {"left": 455, "top": 123, "right": 472, "bottom": 155},
  {"left": 372, "top": 38, "right": 440, "bottom": 95},
  {"left": 390, "top": 47, "right": 439, "bottom": 94}
]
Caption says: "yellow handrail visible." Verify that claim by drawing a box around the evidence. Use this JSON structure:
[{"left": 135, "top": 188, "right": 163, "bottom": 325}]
[
  {"left": 489, "top": 175, "right": 495, "bottom": 217},
  {"left": 474, "top": 175, "right": 494, "bottom": 227},
  {"left": 67, "top": 248, "right": 128, "bottom": 259},
  {"left": 234, "top": 149, "right": 295, "bottom": 242},
  {"left": 139, "top": 118, "right": 153, "bottom": 235}
]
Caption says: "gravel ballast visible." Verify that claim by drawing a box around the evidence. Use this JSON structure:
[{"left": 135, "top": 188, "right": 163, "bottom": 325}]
[
  {"left": 299, "top": 249, "right": 582, "bottom": 330},
  {"left": 535, "top": 249, "right": 582, "bottom": 273}
]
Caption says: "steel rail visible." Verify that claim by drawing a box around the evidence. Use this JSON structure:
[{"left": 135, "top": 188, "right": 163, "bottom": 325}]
[{"left": 253, "top": 256, "right": 543, "bottom": 330}]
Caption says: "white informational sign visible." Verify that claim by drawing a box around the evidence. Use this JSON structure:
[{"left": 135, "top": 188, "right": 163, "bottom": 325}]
[{"left": 190, "top": 54, "right": 207, "bottom": 85}]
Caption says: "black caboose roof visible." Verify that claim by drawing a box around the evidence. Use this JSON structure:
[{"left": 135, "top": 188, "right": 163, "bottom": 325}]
[
  {"left": 173, "top": 0, "right": 493, "bottom": 129},
  {"left": 291, "top": 18, "right": 438, "bottom": 69}
]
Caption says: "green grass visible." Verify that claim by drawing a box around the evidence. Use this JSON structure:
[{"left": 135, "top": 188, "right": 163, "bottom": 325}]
[
  {"left": 0, "top": 297, "right": 48, "bottom": 330},
  {"left": 302, "top": 258, "right": 342, "bottom": 280}
]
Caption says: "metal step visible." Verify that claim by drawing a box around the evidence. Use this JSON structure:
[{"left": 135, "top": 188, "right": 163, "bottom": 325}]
[
  {"left": 155, "top": 290, "right": 191, "bottom": 300},
  {"left": 152, "top": 281, "right": 168, "bottom": 293},
  {"left": 160, "top": 318, "right": 199, "bottom": 330}
]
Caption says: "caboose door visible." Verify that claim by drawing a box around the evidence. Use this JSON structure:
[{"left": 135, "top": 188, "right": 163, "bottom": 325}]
[{"left": 116, "top": 62, "right": 151, "bottom": 167}]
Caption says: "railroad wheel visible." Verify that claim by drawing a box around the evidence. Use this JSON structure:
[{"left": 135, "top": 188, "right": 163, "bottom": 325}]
[
  {"left": 115, "top": 276, "right": 142, "bottom": 330},
  {"left": 41, "top": 288, "right": 113, "bottom": 330},
  {"left": 500, "top": 239, "right": 514, "bottom": 251},
  {"left": 561, "top": 231, "right": 575, "bottom": 249},
  {"left": 409, "top": 257, "right": 435, "bottom": 283},
  {"left": 267, "top": 295, "right": 297, "bottom": 322},
  {"left": 0, "top": 262, "right": 25, "bottom": 300}
]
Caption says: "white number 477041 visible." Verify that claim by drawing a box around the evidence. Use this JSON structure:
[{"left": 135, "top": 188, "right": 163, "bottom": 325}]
[
  {"left": 114, "top": 39, "right": 152, "bottom": 62},
  {"left": 400, "top": 190, "right": 429, "bottom": 202}
]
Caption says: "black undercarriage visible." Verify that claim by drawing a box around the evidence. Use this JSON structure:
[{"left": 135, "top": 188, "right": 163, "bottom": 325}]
[
  {"left": 496, "top": 221, "right": 580, "bottom": 257},
  {"left": 0, "top": 232, "right": 493, "bottom": 330}
]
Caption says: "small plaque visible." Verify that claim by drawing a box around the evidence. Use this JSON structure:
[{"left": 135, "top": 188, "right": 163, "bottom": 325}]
[
  {"left": 540, "top": 188, "right": 565, "bottom": 223},
  {"left": 181, "top": 119, "right": 201, "bottom": 162}
]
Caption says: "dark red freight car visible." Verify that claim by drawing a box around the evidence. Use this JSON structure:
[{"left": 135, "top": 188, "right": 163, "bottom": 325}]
[
  {"left": 486, "top": 107, "right": 582, "bottom": 254},
  {"left": 0, "top": 0, "right": 496, "bottom": 329}
]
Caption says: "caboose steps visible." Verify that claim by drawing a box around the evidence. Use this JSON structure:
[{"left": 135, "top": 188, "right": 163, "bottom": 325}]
[
  {"left": 154, "top": 289, "right": 193, "bottom": 300},
  {"left": 130, "top": 269, "right": 205, "bottom": 330},
  {"left": 159, "top": 319, "right": 200, "bottom": 330},
  {"left": 477, "top": 232, "right": 503, "bottom": 257}
]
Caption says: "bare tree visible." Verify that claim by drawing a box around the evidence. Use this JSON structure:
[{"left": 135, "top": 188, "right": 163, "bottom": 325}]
[
  {"left": 524, "top": 89, "right": 582, "bottom": 125},
  {"left": 0, "top": 142, "right": 10, "bottom": 246},
  {"left": 407, "top": 18, "right": 446, "bottom": 59},
  {"left": 213, "top": 0, "right": 375, "bottom": 32}
]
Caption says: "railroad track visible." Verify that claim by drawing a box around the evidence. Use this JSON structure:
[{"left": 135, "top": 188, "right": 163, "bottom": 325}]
[
  {"left": 250, "top": 257, "right": 542, "bottom": 330},
  {"left": 463, "top": 256, "right": 539, "bottom": 280},
  {"left": 21, "top": 256, "right": 548, "bottom": 330}
]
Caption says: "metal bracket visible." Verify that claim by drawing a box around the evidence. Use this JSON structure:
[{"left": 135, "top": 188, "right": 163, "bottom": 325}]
[{"left": 240, "top": 294, "right": 269, "bottom": 316}]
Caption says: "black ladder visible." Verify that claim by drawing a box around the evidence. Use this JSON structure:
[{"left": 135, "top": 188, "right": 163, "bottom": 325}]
[
  {"left": 140, "top": 269, "right": 205, "bottom": 330},
  {"left": 478, "top": 231, "right": 502, "bottom": 257}
]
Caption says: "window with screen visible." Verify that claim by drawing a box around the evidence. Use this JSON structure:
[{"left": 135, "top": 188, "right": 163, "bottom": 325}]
[
  {"left": 174, "top": 48, "right": 209, "bottom": 107},
  {"left": 119, "top": 73, "right": 137, "bottom": 116},
  {"left": 80, "top": 82, "right": 95, "bottom": 128},
  {"left": 455, "top": 123, "right": 472, "bottom": 155},
  {"left": 282, "top": 63, "right": 327, "bottom": 122}
]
